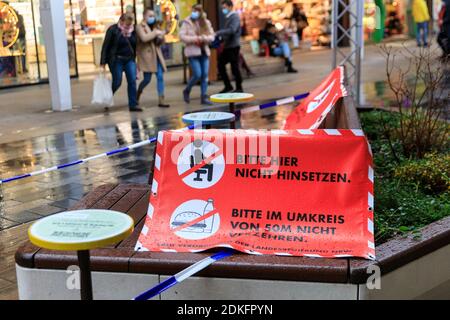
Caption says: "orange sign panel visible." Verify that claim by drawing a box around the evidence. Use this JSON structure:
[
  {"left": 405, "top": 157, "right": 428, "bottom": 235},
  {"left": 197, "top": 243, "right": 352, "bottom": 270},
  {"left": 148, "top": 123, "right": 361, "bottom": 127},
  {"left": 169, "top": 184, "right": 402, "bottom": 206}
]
[{"left": 136, "top": 129, "right": 375, "bottom": 260}]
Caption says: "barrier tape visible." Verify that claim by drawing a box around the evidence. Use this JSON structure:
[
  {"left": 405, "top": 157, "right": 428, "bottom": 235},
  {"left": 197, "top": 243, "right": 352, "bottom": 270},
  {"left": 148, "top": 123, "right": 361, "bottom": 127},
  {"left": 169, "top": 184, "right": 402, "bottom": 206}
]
[
  {"left": 134, "top": 250, "right": 234, "bottom": 300},
  {"left": 239, "top": 92, "right": 309, "bottom": 115},
  {"left": 0, "top": 92, "right": 309, "bottom": 185}
]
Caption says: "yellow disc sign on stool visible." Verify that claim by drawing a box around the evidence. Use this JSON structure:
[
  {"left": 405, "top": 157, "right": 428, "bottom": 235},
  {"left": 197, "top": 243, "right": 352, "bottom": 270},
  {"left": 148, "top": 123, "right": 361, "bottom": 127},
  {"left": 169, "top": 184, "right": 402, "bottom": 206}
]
[
  {"left": 28, "top": 210, "right": 134, "bottom": 300},
  {"left": 210, "top": 93, "right": 255, "bottom": 129}
]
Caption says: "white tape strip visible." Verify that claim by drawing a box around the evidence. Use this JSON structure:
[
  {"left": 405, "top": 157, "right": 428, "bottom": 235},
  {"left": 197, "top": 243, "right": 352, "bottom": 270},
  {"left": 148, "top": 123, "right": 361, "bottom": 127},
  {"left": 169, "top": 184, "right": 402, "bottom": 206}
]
[{"left": 368, "top": 219, "right": 374, "bottom": 234}]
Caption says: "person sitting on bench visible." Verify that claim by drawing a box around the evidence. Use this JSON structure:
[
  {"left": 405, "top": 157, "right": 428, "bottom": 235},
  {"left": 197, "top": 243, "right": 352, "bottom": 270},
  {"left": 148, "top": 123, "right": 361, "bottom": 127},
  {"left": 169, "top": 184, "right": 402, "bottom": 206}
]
[{"left": 259, "top": 22, "right": 298, "bottom": 73}]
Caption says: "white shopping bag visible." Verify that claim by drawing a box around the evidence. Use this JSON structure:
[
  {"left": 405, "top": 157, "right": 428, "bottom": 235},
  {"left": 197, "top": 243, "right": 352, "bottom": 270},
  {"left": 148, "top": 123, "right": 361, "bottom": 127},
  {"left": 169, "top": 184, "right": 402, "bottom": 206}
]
[{"left": 91, "top": 72, "right": 114, "bottom": 106}]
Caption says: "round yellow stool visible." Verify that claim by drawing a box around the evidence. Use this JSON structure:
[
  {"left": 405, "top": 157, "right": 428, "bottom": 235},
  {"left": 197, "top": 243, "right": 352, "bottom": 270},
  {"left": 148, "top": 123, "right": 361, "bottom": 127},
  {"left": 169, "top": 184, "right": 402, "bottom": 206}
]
[
  {"left": 28, "top": 209, "right": 134, "bottom": 300},
  {"left": 210, "top": 93, "right": 255, "bottom": 129}
]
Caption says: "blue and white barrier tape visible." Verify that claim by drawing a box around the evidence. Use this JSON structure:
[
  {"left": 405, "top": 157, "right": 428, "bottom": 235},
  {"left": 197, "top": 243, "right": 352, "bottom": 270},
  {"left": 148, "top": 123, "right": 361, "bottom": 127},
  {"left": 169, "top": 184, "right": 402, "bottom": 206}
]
[
  {"left": 0, "top": 92, "right": 309, "bottom": 185},
  {"left": 239, "top": 92, "right": 309, "bottom": 115},
  {"left": 134, "top": 250, "right": 234, "bottom": 300},
  {"left": 0, "top": 136, "right": 156, "bottom": 184}
]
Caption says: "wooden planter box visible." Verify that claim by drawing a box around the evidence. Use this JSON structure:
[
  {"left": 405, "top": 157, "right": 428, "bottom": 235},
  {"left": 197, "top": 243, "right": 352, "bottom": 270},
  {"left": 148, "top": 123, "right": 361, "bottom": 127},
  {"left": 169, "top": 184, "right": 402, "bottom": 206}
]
[{"left": 14, "top": 96, "right": 450, "bottom": 300}]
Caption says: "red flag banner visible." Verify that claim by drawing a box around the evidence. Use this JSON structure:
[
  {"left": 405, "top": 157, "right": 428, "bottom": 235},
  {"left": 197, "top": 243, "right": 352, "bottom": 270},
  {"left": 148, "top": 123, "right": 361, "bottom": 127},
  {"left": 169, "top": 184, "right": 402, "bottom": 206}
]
[
  {"left": 136, "top": 129, "right": 375, "bottom": 260},
  {"left": 283, "top": 67, "right": 348, "bottom": 130}
]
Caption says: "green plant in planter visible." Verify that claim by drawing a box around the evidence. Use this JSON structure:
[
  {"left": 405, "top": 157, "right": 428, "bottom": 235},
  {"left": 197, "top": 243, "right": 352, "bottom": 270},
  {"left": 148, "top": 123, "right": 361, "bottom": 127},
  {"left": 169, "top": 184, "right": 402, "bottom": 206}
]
[
  {"left": 394, "top": 153, "right": 450, "bottom": 194},
  {"left": 360, "top": 110, "right": 450, "bottom": 244},
  {"left": 374, "top": 179, "right": 450, "bottom": 243}
]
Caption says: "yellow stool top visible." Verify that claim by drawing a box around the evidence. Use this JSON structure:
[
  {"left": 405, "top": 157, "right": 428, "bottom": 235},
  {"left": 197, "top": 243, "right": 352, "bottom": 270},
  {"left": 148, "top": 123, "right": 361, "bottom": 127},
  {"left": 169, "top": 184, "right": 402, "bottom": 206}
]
[
  {"left": 28, "top": 210, "right": 134, "bottom": 251},
  {"left": 210, "top": 92, "right": 255, "bottom": 104}
]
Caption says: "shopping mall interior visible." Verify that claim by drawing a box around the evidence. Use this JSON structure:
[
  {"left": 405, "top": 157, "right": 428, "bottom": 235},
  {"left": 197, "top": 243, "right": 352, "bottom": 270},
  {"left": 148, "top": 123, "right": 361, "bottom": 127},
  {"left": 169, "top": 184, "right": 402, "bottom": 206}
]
[{"left": 0, "top": 0, "right": 443, "bottom": 89}]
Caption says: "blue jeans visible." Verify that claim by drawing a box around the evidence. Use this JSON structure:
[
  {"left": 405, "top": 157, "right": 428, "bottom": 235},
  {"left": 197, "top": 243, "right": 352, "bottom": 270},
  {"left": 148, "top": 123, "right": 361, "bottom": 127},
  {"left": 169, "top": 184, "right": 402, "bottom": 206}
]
[
  {"left": 186, "top": 54, "right": 210, "bottom": 97},
  {"left": 416, "top": 22, "right": 429, "bottom": 46},
  {"left": 272, "top": 42, "right": 292, "bottom": 61},
  {"left": 138, "top": 60, "right": 165, "bottom": 97},
  {"left": 109, "top": 58, "right": 137, "bottom": 108}
]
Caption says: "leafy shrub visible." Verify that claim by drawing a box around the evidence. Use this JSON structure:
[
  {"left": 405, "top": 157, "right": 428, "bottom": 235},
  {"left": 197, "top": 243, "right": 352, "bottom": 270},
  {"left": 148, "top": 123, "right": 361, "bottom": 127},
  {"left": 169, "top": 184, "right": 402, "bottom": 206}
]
[
  {"left": 360, "top": 110, "right": 450, "bottom": 244},
  {"left": 374, "top": 179, "right": 450, "bottom": 244},
  {"left": 359, "top": 110, "right": 400, "bottom": 141},
  {"left": 394, "top": 153, "right": 450, "bottom": 194}
]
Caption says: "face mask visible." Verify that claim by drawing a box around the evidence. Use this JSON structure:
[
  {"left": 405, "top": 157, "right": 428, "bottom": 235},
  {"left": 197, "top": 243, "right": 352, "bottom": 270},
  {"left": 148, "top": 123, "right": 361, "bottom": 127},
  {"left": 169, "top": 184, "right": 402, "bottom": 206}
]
[
  {"left": 147, "top": 17, "right": 156, "bottom": 25},
  {"left": 191, "top": 11, "right": 200, "bottom": 20},
  {"left": 222, "top": 8, "right": 230, "bottom": 15}
]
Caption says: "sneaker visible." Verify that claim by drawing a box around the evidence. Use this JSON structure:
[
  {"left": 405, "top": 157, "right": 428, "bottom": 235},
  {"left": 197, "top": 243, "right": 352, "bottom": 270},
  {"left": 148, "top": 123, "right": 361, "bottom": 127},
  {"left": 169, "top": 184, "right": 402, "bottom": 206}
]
[
  {"left": 129, "top": 107, "right": 143, "bottom": 112},
  {"left": 158, "top": 103, "right": 170, "bottom": 108},
  {"left": 183, "top": 89, "right": 190, "bottom": 104},
  {"left": 219, "top": 87, "right": 234, "bottom": 94},
  {"left": 233, "top": 88, "right": 244, "bottom": 93},
  {"left": 287, "top": 67, "right": 298, "bottom": 73}
]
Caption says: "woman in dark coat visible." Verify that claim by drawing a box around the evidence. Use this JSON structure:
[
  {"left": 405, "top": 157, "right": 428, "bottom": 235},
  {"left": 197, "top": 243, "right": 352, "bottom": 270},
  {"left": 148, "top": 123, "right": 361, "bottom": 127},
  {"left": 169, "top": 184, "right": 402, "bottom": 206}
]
[
  {"left": 100, "top": 13, "right": 141, "bottom": 112},
  {"left": 292, "top": 3, "right": 308, "bottom": 42}
]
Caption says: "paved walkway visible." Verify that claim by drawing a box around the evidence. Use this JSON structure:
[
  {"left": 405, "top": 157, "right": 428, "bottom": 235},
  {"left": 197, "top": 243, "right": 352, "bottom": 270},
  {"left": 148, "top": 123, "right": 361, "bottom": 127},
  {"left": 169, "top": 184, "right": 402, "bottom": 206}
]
[{"left": 0, "top": 40, "right": 426, "bottom": 299}]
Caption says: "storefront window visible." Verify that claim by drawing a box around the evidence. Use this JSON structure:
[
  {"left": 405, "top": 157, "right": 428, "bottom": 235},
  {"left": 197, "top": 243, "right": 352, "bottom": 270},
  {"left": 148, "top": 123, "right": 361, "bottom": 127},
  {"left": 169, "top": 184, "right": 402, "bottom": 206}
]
[
  {"left": 0, "top": 0, "right": 78, "bottom": 88},
  {"left": 153, "top": 0, "right": 197, "bottom": 66},
  {"left": 364, "top": 0, "right": 409, "bottom": 43},
  {"left": 0, "top": 0, "right": 40, "bottom": 87},
  {"left": 233, "top": 0, "right": 331, "bottom": 47}
]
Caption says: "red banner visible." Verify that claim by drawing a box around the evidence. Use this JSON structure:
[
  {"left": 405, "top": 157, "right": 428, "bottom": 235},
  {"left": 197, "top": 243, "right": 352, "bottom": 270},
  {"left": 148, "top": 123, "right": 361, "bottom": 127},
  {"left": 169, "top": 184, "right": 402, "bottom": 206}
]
[
  {"left": 136, "top": 129, "right": 375, "bottom": 260},
  {"left": 283, "top": 67, "right": 348, "bottom": 130}
]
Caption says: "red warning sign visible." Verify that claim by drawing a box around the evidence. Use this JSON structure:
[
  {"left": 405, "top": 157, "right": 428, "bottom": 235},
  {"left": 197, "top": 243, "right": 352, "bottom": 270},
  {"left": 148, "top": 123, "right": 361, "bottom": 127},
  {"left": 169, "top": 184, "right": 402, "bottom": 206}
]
[
  {"left": 283, "top": 67, "right": 348, "bottom": 130},
  {"left": 136, "top": 129, "right": 375, "bottom": 260}
]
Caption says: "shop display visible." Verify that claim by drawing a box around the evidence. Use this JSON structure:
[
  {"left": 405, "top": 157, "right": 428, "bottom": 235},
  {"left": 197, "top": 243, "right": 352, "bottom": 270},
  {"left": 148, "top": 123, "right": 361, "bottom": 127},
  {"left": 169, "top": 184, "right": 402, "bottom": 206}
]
[
  {"left": 0, "top": 0, "right": 44, "bottom": 86},
  {"left": 0, "top": 1, "right": 19, "bottom": 50},
  {"left": 234, "top": 0, "right": 331, "bottom": 47},
  {"left": 155, "top": 0, "right": 178, "bottom": 42},
  {"left": 364, "top": 0, "right": 409, "bottom": 42}
]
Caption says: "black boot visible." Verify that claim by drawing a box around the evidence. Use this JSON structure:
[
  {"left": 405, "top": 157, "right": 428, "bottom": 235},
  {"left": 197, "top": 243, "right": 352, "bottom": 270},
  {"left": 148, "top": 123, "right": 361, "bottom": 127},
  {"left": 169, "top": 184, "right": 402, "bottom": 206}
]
[
  {"left": 158, "top": 96, "right": 170, "bottom": 108},
  {"left": 286, "top": 60, "right": 298, "bottom": 73},
  {"left": 201, "top": 95, "right": 213, "bottom": 106},
  {"left": 136, "top": 89, "right": 143, "bottom": 105},
  {"left": 219, "top": 86, "right": 234, "bottom": 94},
  {"left": 183, "top": 88, "right": 190, "bottom": 104}
]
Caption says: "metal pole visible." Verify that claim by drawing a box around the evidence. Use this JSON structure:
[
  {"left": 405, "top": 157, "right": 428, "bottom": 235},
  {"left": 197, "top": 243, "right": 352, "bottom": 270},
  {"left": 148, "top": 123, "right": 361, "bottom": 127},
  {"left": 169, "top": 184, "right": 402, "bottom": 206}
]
[
  {"left": 332, "top": 0, "right": 339, "bottom": 69},
  {"left": 77, "top": 250, "right": 93, "bottom": 300},
  {"left": 355, "top": 0, "right": 363, "bottom": 106},
  {"left": 331, "top": 0, "right": 362, "bottom": 107},
  {"left": 229, "top": 103, "right": 236, "bottom": 129}
]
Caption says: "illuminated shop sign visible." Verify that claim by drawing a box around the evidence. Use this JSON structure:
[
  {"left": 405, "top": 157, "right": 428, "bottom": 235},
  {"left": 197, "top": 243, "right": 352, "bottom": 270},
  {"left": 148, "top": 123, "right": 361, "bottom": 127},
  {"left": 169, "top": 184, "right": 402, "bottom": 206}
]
[{"left": 0, "top": 1, "right": 19, "bottom": 49}]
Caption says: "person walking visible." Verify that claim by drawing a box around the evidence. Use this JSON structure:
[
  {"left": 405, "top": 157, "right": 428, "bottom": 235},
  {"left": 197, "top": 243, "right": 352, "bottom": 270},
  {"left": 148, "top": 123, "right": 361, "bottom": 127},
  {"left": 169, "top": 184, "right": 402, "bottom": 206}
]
[
  {"left": 180, "top": 4, "right": 215, "bottom": 105},
  {"left": 136, "top": 9, "right": 169, "bottom": 108},
  {"left": 412, "top": 0, "right": 431, "bottom": 47},
  {"left": 292, "top": 3, "right": 308, "bottom": 42},
  {"left": 100, "top": 13, "right": 141, "bottom": 112},
  {"left": 216, "top": 0, "right": 243, "bottom": 93}
]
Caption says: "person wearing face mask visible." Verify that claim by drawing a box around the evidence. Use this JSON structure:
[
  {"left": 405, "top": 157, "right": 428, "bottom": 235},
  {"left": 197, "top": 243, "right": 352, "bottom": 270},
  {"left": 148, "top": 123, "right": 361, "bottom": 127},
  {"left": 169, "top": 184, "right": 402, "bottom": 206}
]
[
  {"left": 215, "top": 0, "right": 244, "bottom": 93},
  {"left": 180, "top": 4, "right": 215, "bottom": 105},
  {"left": 100, "top": 13, "right": 141, "bottom": 112},
  {"left": 135, "top": 8, "right": 169, "bottom": 108}
]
